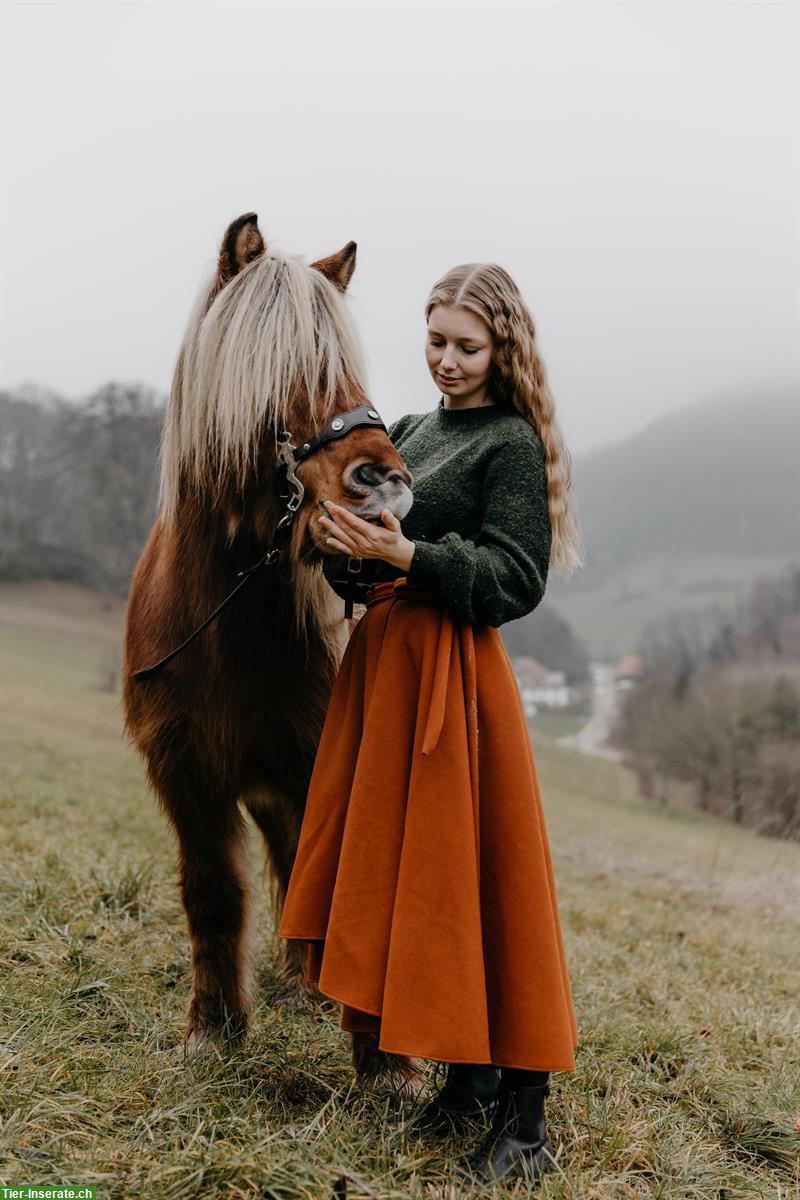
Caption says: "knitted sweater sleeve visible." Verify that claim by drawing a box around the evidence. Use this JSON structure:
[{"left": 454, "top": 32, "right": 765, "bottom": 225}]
[{"left": 405, "top": 433, "right": 552, "bottom": 627}]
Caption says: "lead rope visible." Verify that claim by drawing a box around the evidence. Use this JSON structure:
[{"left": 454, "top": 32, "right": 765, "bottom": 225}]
[
  {"left": 131, "top": 430, "right": 304, "bottom": 682},
  {"left": 130, "top": 518, "right": 294, "bottom": 682}
]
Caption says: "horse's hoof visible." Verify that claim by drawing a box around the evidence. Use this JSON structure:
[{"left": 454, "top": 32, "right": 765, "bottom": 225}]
[
  {"left": 185, "top": 1027, "right": 221, "bottom": 1057},
  {"left": 271, "top": 978, "right": 322, "bottom": 1011},
  {"left": 363, "top": 1062, "right": 429, "bottom": 1107},
  {"left": 185, "top": 1007, "right": 248, "bottom": 1055}
]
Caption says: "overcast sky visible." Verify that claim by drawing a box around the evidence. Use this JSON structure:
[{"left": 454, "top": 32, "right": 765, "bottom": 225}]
[{"left": 2, "top": 1, "right": 797, "bottom": 453}]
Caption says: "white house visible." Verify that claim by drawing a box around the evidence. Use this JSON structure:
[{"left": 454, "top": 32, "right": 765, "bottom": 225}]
[{"left": 511, "top": 655, "right": 572, "bottom": 715}]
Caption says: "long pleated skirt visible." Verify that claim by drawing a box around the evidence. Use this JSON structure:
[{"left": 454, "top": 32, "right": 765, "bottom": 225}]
[{"left": 278, "top": 576, "right": 578, "bottom": 1071}]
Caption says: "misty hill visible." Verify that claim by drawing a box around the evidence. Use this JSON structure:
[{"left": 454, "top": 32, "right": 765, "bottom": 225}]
[
  {"left": 544, "top": 387, "right": 799, "bottom": 658},
  {"left": 567, "top": 387, "right": 799, "bottom": 578}
]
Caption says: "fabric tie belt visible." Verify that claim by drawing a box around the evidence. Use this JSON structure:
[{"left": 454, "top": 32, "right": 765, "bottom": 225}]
[{"left": 364, "top": 576, "right": 458, "bottom": 756}]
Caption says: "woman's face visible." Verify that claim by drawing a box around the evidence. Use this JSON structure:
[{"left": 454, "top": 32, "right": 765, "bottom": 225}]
[{"left": 425, "top": 304, "right": 495, "bottom": 403}]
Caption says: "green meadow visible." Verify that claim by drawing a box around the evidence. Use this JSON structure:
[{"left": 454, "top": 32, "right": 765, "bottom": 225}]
[{"left": 1, "top": 582, "right": 798, "bottom": 1199}]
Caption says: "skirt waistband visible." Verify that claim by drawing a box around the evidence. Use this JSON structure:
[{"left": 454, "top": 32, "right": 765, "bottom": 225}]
[{"left": 365, "top": 577, "right": 440, "bottom": 608}]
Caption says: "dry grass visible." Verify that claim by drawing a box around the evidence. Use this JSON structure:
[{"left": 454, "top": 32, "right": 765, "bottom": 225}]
[{"left": 1, "top": 582, "right": 798, "bottom": 1198}]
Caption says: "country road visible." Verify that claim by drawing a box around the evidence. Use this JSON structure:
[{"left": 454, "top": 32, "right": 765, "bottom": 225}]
[{"left": 556, "top": 661, "right": 624, "bottom": 760}]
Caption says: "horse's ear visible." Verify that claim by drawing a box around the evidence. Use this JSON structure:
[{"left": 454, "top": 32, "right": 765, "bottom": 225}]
[
  {"left": 311, "top": 241, "right": 357, "bottom": 293},
  {"left": 215, "top": 212, "right": 266, "bottom": 292}
]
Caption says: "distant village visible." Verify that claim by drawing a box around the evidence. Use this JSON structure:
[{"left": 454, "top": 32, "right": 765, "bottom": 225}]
[{"left": 510, "top": 653, "right": 642, "bottom": 717}]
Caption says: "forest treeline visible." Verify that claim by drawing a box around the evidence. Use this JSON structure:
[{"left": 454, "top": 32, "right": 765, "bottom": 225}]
[
  {"left": 611, "top": 566, "right": 800, "bottom": 841},
  {"left": 0, "top": 383, "right": 589, "bottom": 680},
  {"left": 0, "top": 383, "right": 163, "bottom": 592}
]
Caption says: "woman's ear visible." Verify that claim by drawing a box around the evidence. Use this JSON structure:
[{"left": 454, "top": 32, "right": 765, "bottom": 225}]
[
  {"left": 215, "top": 212, "right": 266, "bottom": 294},
  {"left": 488, "top": 357, "right": 507, "bottom": 398},
  {"left": 492, "top": 339, "right": 511, "bottom": 373}
]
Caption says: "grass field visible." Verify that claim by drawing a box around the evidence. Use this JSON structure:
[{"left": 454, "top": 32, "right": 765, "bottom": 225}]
[
  {"left": 1, "top": 582, "right": 798, "bottom": 1199},
  {"left": 527, "top": 712, "right": 586, "bottom": 741}
]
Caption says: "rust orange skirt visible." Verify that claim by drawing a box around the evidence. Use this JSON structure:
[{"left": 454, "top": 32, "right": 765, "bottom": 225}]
[{"left": 278, "top": 577, "right": 578, "bottom": 1071}]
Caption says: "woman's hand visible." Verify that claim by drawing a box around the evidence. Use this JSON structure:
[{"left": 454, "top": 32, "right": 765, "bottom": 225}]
[{"left": 319, "top": 501, "right": 416, "bottom": 573}]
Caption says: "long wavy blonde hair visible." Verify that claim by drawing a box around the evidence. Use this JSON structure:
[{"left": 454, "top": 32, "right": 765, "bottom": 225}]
[{"left": 426, "top": 264, "right": 584, "bottom": 576}]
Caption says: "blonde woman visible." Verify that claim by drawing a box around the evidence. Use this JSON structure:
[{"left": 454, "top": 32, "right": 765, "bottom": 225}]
[{"left": 280, "top": 263, "right": 583, "bottom": 1186}]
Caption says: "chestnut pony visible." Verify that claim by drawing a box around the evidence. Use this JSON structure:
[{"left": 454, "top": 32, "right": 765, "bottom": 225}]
[{"left": 123, "top": 213, "right": 417, "bottom": 1092}]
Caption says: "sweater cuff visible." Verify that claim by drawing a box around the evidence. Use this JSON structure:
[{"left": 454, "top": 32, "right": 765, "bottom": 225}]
[{"left": 406, "top": 540, "right": 446, "bottom": 586}]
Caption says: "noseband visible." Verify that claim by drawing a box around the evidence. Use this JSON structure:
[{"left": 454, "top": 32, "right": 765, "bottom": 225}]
[{"left": 132, "top": 404, "right": 388, "bottom": 681}]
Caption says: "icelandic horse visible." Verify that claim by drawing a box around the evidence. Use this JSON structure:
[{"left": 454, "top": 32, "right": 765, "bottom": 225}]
[{"left": 122, "top": 213, "right": 420, "bottom": 1093}]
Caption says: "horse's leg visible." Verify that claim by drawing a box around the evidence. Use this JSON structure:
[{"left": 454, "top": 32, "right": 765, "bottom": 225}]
[
  {"left": 351, "top": 1032, "right": 429, "bottom": 1103},
  {"left": 162, "top": 780, "right": 254, "bottom": 1051},
  {"left": 243, "top": 787, "right": 320, "bottom": 1009},
  {"left": 244, "top": 789, "right": 426, "bottom": 1097}
]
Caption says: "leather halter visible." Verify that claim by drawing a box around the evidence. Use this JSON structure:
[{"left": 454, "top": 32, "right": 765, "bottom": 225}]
[{"left": 132, "top": 403, "right": 387, "bottom": 681}]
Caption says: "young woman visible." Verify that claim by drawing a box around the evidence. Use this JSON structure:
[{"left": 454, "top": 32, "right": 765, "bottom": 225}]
[{"left": 279, "top": 262, "right": 583, "bottom": 1186}]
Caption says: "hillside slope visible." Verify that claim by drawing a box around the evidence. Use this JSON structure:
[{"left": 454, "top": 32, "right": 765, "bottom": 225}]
[{"left": 1, "top": 581, "right": 798, "bottom": 1197}]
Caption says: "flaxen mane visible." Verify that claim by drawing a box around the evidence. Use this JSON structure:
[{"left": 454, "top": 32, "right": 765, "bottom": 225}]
[
  {"left": 160, "top": 249, "right": 368, "bottom": 522},
  {"left": 159, "top": 250, "right": 369, "bottom": 649}
]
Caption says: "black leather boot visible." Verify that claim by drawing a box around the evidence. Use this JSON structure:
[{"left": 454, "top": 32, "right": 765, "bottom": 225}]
[
  {"left": 455, "top": 1080, "right": 554, "bottom": 1185},
  {"left": 411, "top": 1063, "right": 500, "bottom": 1138}
]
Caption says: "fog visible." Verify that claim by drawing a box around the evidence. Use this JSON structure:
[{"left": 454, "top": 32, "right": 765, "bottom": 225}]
[{"left": 2, "top": 0, "right": 797, "bottom": 452}]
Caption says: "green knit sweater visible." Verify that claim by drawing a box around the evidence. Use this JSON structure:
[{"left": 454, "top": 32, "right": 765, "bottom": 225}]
[{"left": 325, "top": 397, "right": 552, "bottom": 628}]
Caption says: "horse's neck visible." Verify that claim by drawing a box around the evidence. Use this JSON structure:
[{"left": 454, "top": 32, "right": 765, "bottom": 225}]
[{"left": 167, "top": 497, "right": 283, "bottom": 602}]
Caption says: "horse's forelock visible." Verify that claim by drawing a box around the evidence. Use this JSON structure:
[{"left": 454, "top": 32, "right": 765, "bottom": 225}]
[{"left": 158, "top": 250, "right": 368, "bottom": 525}]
